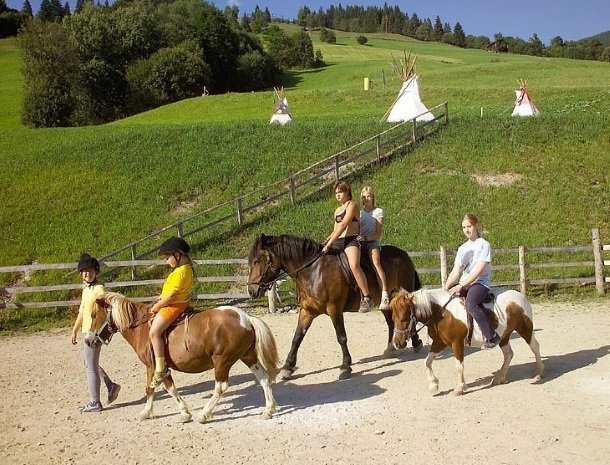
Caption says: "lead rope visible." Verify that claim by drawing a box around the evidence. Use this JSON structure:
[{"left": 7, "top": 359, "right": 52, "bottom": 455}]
[{"left": 410, "top": 296, "right": 455, "bottom": 337}]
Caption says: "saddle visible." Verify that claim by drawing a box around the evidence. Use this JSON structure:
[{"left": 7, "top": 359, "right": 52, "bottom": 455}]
[
  {"left": 462, "top": 292, "right": 496, "bottom": 346},
  {"left": 335, "top": 249, "right": 374, "bottom": 292}
]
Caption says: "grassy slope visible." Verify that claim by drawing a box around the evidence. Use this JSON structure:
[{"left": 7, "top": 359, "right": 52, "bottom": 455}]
[{"left": 1, "top": 31, "right": 609, "bottom": 274}]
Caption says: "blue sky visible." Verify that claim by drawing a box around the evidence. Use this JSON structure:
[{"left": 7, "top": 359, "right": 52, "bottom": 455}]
[{"left": 6, "top": 0, "right": 609, "bottom": 45}]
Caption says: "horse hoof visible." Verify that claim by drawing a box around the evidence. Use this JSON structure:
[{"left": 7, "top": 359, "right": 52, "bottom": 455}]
[
  {"left": 339, "top": 368, "right": 352, "bottom": 380},
  {"left": 452, "top": 389, "right": 465, "bottom": 396},
  {"left": 262, "top": 411, "right": 273, "bottom": 420},
  {"left": 178, "top": 413, "right": 192, "bottom": 423},
  {"left": 382, "top": 347, "right": 396, "bottom": 358},
  {"left": 412, "top": 341, "right": 424, "bottom": 353},
  {"left": 279, "top": 368, "right": 294, "bottom": 380},
  {"left": 197, "top": 413, "right": 212, "bottom": 424},
  {"left": 138, "top": 410, "right": 154, "bottom": 421}
]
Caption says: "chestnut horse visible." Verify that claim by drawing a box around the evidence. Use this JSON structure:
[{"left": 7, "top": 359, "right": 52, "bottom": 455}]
[
  {"left": 247, "top": 234, "right": 422, "bottom": 381},
  {"left": 390, "top": 287, "right": 544, "bottom": 395},
  {"left": 87, "top": 292, "right": 279, "bottom": 423}
]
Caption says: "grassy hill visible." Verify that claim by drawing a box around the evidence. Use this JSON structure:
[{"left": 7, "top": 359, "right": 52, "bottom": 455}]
[{"left": 1, "top": 30, "right": 609, "bottom": 300}]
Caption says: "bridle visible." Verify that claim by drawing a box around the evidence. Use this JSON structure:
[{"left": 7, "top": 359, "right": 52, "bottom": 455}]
[
  {"left": 87, "top": 304, "right": 154, "bottom": 346},
  {"left": 247, "top": 250, "right": 324, "bottom": 292},
  {"left": 393, "top": 296, "right": 454, "bottom": 339}
]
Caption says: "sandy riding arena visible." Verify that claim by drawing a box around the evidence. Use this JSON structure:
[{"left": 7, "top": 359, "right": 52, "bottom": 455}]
[{"left": 1, "top": 299, "right": 609, "bottom": 465}]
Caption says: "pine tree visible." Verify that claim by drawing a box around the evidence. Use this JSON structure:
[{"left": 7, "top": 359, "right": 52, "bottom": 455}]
[
  {"left": 63, "top": 1, "right": 70, "bottom": 16},
  {"left": 22, "top": 0, "right": 33, "bottom": 17},
  {"left": 453, "top": 22, "right": 466, "bottom": 47},
  {"left": 433, "top": 15, "right": 444, "bottom": 41},
  {"left": 0, "top": 0, "right": 7, "bottom": 14}
]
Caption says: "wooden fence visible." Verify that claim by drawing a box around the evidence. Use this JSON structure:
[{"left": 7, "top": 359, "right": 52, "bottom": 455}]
[
  {"left": 1, "top": 229, "right": 607, "bottom": 311},
  {"left": 93, "top": 102, "right": 450, "bottom": 268}
]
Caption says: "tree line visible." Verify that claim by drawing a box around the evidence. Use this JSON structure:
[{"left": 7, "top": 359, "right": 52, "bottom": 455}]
[
  {"left": 294, "top": 3, "right": 610, "bottom": 61},
  {"left": 14, "top": 0, "right": 321, "bottom": 127}
]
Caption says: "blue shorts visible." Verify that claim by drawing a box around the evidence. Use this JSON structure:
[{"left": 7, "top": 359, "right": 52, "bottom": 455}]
[{"left": 361, "top": 240, "right": 382, "bottom": 251}]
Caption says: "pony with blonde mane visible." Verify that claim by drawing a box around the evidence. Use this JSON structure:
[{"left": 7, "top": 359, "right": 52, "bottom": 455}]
[
  {"left": 390, "top": 287, "right": 544, "bottom": 395},
  {"left": 88, "top": 292, "right": 279, "bottom": 423}
]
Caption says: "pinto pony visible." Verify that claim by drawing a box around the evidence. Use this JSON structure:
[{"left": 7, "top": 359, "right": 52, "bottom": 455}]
[
  {"left": 247, "top": 233, "right": 422, "bottom": 381},
  {"left": 87, "top": 292, "right": 279, "bottom": 422},
  {"left": 390, "top": 287, "right": 544, "bottom": 395}
]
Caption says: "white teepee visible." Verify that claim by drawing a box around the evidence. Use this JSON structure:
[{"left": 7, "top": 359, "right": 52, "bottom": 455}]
[
  {"left": 383, "top": 52, "right": 434, "bottom": 123},
  {"left": 269, "top": 87, "right": 292, "bottom": 125},
  {"left": 512, "top": 79, "right": 540, "bottom": 117}
]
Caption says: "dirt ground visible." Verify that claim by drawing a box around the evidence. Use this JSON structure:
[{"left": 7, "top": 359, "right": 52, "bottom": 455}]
[{"left": 1, "top": 299, "right": 610, "bottom": 465}]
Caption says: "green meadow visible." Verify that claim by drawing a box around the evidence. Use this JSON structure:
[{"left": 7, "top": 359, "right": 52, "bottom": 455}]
[{"left": 1, "top": 28, "right": 609, "bottom": 322}]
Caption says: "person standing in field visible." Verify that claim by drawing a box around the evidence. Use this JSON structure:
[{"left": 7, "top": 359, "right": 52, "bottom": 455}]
[{"left": 70, "top": 253, "right": 121, "bottom": 413}]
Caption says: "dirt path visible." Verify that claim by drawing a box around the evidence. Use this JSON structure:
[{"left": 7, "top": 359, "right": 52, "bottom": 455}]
[{"left": 1, "top": 299, "right": 609, "bottom": 465}]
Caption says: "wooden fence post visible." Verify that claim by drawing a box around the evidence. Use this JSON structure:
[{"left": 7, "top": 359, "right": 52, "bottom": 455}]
[
  {"left": 592, "top": 228, "right": 606, "bottom": 295},
  {"left": 444, "top": 101, "right": 449, "bottom": 124},
  {"left": 440, "top": 245, "right": 448, "bottom": 287},
  {"left": 236, "top": 198, "right": 243, "bottom": 226},
  {"left": 130, "top": 245, "right": 137, "bottom": 280},
  {"left": 176, "top": 223, "right": 184, "bottom": 237},
  {"left": 519, "top": 246, "right": 528, "bottom": 295},
  {"left": 289, "top": 177, "right": 296, "bottom": 206},
  {"left": 267, "top": 283, "right": 277, "bottom": 313},
  {"left": 334, "top": 155, "right": 340, "bottom": 181},
  {"left": 375, "top": 136, "right": 381, "bottom": 165},
  {"left": 411, "top": 118, "right": 417, "bottom": 141}
]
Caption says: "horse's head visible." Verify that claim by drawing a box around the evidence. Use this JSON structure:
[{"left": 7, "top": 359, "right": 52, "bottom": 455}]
[
  {"left": 84, "top": 294, "right": 118, "bottom": 348},
  {"left": 247, "top": 234, "right": 283, "bottom": 298},
  {"left": 390, "top": 288, "right": 416, "bottom": 349}
]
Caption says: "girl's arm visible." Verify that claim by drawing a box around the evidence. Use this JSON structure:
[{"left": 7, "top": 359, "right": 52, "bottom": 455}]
[
  {"left": 460, "top": 261, "right": 489, "bottom": 287},
  {"left": 150, "top": 290, "right": 178, "bottom": 314},
  {"left": 71, "top": 312, "right": 83, "bottom": 344},
  {"left": 443, "top": 265, "right": 463, "bottom": 292}
]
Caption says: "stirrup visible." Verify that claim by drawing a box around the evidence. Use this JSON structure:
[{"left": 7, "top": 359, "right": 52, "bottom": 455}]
[{"left": 150, "top": 369, "right": 170, "bottom": 388}]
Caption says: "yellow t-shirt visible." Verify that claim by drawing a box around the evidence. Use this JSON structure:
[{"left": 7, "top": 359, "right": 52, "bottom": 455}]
[
  {"left": 161, "top": 264, "right": 193, "bottom": 305},
  {"left": 79, "top": 283, "right": 105, "bottom": 333}
]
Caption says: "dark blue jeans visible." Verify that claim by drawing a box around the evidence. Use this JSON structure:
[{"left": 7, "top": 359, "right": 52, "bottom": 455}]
[{"left": 464, "top": 283, "right": 495, "bottom": 341}]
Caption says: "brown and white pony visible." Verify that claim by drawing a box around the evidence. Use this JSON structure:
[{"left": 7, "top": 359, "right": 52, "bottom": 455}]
[
  {"left": 390, "top": 287, "right": 544, "bottom": 395},
  {"left": 88, "top": 292, "right": 279, "bottom": 422}
]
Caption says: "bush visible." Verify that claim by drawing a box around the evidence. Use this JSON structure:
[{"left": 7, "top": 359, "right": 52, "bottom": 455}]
[
  {"left": 356, "top": 35, "right": 367, "bottom": 45},
  {"left": 126, "top": 40, "right": 211, "bottom": 112}
]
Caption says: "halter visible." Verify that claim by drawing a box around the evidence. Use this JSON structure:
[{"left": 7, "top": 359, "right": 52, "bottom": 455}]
[
  {"left": 248, "top": 250, "right": 324, "bottom": 291},
  {"left": 87, "top": 307, "right": 117, "bottom": 346},
  {"left": 392, "top": 296, "right": 455, "bottom": 338}
]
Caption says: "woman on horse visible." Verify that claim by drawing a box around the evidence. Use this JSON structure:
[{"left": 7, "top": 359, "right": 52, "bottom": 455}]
[
  {"left": 358, "top": 186, "right": 390, "bottom": 310},
  {"left": 443, "top": 213, "right": 500, "bottom": 349},
  {"left": 322, "top": 180, "right": 372, "bottom": 313},
  {"left": 149, "top": 236, "right": 194, "bottom": 387}
]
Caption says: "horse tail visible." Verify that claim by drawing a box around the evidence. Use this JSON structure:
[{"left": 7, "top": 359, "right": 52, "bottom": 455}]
[{"left": 248, "top": 316, "right": 280, "bottom": 383}]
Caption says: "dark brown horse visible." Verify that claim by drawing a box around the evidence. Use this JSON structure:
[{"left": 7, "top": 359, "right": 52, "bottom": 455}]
[
  {"left": 87, "top": 292, "right": 279, "bottom": 422},
  {"left": 390, "top": 287, "right": 544, "bottom": 395},
  {"left": 247, "top": 234, "right": 422, "bottom": 380}
]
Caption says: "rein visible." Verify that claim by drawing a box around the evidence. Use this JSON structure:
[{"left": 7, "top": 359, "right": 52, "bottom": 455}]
[
  {"left": 248, "top": 250, "right": 324, "bottom": 290},
  {"left": 88, "top": 305, "right": 154, "bottom": 346},
  {"left": 393, "top": 295, "right": 455, "bottom": 338}
]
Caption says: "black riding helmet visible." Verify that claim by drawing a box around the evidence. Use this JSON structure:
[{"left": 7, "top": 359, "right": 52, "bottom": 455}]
[
  {"left": 158, "top": 236, "right": 191, "bottom": 255},
  {"left": 77, "top": 253, "right": 100, "bottom": 272}
]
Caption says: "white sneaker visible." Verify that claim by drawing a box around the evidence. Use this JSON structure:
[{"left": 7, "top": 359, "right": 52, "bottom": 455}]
[{"left": 379, "top": 295, "right": 390, "bottom": 310}]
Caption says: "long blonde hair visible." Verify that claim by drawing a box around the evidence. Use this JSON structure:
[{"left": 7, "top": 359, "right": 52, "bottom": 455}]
[{"left": 360, "top": 186, "right": 376, "bottom": 208}]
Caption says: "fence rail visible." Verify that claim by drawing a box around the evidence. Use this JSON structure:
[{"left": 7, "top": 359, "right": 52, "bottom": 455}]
[
  {"left": 1, "top": 229, "right": 607, "bottom": 311},
  {"left": 93, "top": 103, "right": 449, "bottom": 267}
]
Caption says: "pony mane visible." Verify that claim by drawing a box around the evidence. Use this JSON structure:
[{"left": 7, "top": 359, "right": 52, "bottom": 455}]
[
  {"left": 250, "top": 234, "right": 323, "bottom": 263},
  {"left": 411, "top": 289, "right": 437, "bottom": 320},
  {"left": 103, "top": 292, "right": 139, "bottom": 331}
]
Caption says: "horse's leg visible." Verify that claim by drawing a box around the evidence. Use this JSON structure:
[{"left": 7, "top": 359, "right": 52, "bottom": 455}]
[
  {"left": 329, "top": 309, "right": 352, "bottom": 380},
  {"left": 161, "top": 373, "right": 192, "bottom": 423},
  {"left": 280, "top": 310, "right": 316, "bottom": 380},
  {"left": 492, "top": 336, "right": 513, "bottom": 385},
  {"left": 451, "top": 341, "right": 467, "bottom": 396},
  {"left": 198, "top": 359, "right": 230, "bottom": 423},
  {"left": 249, "top": 363, "right": 279, "bottom": 419},
  {"left": 425, "top": 339, "right": 447, "bottom": 395},
  {"left": 381, "top": 309, "right": 396, "bottom": 357},
  {"left": 529, "top": 334, "right": 544, "bottom": 381},
  {"left": 138, "top": 366, "right": 156, "bottom": 420}
]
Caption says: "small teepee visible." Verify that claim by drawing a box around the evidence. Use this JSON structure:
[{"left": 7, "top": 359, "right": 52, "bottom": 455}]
[
  {"left": 512, "top": 79, "right": 540, "bottom": 117},
  {"left": 269, "top": 87, "right": 292, "bottom": 125},
  {"left": 383, "top": 51, "right": 434, "bottom": 123}
]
